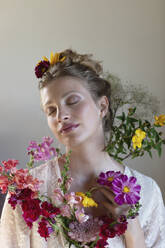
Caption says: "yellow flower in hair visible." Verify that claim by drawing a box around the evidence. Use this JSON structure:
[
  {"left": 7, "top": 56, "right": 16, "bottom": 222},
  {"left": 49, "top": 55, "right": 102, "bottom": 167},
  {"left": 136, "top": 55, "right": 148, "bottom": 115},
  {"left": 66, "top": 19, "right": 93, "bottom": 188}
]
[
  {"left": 154, "top": 114, "right": 165, "bottom": 126},
  {"left": 42, "top": 56, "right": 49, "bottom": 62},
  {"left": 50, "top": 52, "right": 66, "bottom": 65},
  {"left": 76, "top": 192, "right": 98, "bottom": 208}
]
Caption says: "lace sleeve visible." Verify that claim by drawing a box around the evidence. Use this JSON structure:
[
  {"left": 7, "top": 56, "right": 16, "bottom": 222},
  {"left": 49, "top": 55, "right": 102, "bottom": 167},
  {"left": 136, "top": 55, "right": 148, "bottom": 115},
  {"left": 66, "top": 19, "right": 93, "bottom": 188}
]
[
  {"left": 143, "top": 180, "right": 165, "bottom": 248},
  {"left": 0, "top": 193, "right": 31, "bottom": 248}
]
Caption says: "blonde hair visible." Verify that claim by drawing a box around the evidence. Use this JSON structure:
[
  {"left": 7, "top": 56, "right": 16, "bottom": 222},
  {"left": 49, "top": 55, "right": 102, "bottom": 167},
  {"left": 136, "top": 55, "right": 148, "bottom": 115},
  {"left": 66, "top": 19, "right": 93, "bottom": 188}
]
[{"left": 38, "top": 49, "right": 112, "bottom": 142}]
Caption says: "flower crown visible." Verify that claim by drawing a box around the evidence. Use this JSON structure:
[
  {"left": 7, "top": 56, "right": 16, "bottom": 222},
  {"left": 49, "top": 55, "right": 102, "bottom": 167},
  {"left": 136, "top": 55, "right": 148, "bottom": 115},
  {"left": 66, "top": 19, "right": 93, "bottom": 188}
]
[{"left": 35, "top": 52, "right": 66, "bottom": 79}]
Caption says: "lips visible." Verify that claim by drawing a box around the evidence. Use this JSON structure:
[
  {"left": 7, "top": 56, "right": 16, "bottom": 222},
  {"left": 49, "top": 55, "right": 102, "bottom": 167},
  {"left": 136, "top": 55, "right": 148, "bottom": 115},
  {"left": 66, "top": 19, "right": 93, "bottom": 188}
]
[{"left": 60, "top": 124, "right": 79, "bottom": 133}]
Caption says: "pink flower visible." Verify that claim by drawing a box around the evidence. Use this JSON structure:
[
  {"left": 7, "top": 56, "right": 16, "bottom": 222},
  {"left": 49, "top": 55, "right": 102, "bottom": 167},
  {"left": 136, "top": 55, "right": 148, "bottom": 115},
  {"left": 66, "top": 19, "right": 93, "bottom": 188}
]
[
  {"left": 1, "top": 159, "right": 19, "bottom": 172},
  {"left": 14, "top": 169, "right": 42, "bottom": 191},
  {"left": 111, "top": 175, "right": 141, "bottom": 205},
  {"left": 68, "top": 216, "right": 103, "bottom": 243},
  {"left": 27, "top": 137, "right": 57, "bottom": 162},
  {"left": 75, "top": 208, "right": 89, "bottom": 223},
  {"left": 64, "top": 192, "right": 82, "bottom": 208},
  {"left": 53, "top": 188, "right": 64, "bottom": 206},
  {"left": 60, "top": 205, "right": 71, "bottom": 218},
  {"left": 65, "top": 177, "right": 73, "bottom": 191}
]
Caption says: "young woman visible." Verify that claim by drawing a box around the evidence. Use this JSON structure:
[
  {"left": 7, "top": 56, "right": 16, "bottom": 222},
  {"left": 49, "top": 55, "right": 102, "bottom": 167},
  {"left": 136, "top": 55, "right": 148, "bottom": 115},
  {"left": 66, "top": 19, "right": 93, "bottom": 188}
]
[{"left": 0, "top": 49, "right": 165, "bottom": 247}]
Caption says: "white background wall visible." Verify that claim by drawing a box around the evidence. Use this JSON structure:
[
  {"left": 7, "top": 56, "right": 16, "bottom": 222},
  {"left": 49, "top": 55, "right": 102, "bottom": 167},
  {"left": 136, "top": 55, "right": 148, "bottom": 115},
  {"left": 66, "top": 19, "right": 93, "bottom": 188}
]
[{"left": 0, "top": 0, "right": 165, "bottom": 202}]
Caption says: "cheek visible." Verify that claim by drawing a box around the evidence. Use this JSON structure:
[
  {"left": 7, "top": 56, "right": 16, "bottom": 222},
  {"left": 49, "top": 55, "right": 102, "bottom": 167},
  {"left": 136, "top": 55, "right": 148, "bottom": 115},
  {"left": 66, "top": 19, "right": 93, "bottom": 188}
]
[
  {"left": 77, "top": 101, "right": 99, "bottom": 122},
  {"left": 47, "top": 117, "right": 57, "bottom": 133}
]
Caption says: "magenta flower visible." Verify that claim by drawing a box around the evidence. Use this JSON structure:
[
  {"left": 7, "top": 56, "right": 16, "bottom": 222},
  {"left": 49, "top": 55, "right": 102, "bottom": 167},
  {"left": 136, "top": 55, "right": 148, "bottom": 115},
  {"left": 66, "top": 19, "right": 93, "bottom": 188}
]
[
  {"left": 111, "top": 175, "right": 141, "bottom": 205},
  {"left": 97, "top": 170, "right": 122, "bottom": 186},
  {"left": 27, "top": 137, "right": 57, "bottom": 161}
]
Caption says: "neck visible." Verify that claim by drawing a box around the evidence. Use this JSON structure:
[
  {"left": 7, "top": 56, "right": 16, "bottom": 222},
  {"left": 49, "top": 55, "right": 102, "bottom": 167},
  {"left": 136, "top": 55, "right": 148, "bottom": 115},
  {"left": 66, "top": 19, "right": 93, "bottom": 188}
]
[{"left": 65, "top": 137, "right": 124, "bottom": 180}]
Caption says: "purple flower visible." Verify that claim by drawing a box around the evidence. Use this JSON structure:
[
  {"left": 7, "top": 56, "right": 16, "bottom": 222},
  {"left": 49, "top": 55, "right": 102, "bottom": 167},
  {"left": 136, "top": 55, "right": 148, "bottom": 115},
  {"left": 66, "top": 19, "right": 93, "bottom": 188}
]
[
  {"left": 27, "top": 136, "right": 57, "bottom": 161},
  {"left": 97, "top": 171, "right": 122, "bottom": 186},
  {"left": 111, "top": 175, "right": 141, "bottom": 205}
]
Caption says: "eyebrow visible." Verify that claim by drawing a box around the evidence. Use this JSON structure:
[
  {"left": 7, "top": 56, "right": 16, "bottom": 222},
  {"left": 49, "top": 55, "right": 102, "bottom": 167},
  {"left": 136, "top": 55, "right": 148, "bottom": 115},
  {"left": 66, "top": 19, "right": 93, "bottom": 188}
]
[{"left": 43, "top": 90, "right": 80, "bottom": 107}]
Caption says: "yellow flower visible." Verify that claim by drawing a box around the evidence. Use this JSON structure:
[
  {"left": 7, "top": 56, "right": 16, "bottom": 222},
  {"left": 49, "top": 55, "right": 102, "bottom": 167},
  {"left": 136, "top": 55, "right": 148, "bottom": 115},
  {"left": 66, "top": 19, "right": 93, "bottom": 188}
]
[
  {"left": 76, "top": 192, "right": 98, "bottom": 208},
  {"left": 41, "top": 52, "right": 66, "bottom": 65},
  {"left": 135, "top": 129, "right": 146, "bottom": 140},
  {"left": 132, "top": 135, "right": 142, "bottom": 150},
  {"left": 42, "top": 56, "right": 49, "bottom": 62},
  {"left": 154, "top": 115, "right": 165, "bottom": 126},
  {"left": 50, "top": 52, "right": 66, "bottom": 65}
]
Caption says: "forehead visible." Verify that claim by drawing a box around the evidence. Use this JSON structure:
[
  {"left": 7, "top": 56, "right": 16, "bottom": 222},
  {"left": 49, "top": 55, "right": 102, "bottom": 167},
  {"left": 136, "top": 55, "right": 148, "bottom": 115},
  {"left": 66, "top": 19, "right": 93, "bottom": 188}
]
[{"left": 40, "top": 77, "right": 90, "bottom": 107}]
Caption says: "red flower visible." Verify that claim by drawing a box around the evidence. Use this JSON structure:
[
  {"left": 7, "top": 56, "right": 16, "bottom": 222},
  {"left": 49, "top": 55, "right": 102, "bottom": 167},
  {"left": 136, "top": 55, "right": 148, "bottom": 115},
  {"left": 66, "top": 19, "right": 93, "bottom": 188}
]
[
  {"left": 0, "top": 175, "right": 10, "bottom": 193},
  {"left": 2, "top": 159, "right": 19, "bottom": 172},
  {"left": 41, "top": 201, "right": 60, "bottom": 218},
  {"left": 95, "top": 238, "right": 108, "bottom": 248},
  {"left": 35, "top": 60, "right": 50, "bottom": 78},
  {"left": 38, "top": 219, "right": 54, "bottom": 240},
  {"left": 21, "top": 198, "right": 41, "bottom": 228},
  {"left": 100, "top": 223, "right": 116, "bottom": 240},
  {"left": 114, "top": 222, "right": 128, "bottom": 236},
  {"left": 8, "top": 194, "right": 18, "bottom": 209},
  {"left": 17, "top": 188, "right": 34, "bottom": 200}
]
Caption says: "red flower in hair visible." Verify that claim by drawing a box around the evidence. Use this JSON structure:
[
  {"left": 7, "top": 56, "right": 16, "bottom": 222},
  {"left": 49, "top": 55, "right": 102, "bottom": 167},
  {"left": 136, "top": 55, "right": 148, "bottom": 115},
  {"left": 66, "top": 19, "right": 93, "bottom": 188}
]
[{"left": 35, "top": 60, "right": 50, "bottom": 78}]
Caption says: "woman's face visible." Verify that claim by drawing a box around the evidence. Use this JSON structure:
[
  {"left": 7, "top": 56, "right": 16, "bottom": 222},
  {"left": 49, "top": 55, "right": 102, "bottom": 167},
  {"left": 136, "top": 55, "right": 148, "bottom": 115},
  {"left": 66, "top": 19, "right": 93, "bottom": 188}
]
[{"left": 40, "top": 77, "right": 105, "bottom": 148}]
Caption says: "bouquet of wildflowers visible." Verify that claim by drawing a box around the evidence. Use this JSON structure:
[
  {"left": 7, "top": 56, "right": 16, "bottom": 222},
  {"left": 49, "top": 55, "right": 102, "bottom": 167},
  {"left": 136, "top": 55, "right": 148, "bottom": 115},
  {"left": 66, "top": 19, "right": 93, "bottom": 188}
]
[{"left": 0, "top": 137, "right": 142, "bottom": 248}]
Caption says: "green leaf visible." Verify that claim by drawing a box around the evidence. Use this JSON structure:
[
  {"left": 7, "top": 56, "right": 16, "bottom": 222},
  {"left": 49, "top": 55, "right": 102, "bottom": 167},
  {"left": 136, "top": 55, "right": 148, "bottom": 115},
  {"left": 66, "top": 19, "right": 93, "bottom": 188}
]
[
  {"left": 155, "top": 143, "right": 162, "bottom": 157},
  {"left": 116, "top": 116, "right": 124, "bottom": 121},
  {"left": 148, "top": 150, "right": 152, "bottom": 158},
  {"left": 128, "top": 117, "right": 138, "bottom": 123}
]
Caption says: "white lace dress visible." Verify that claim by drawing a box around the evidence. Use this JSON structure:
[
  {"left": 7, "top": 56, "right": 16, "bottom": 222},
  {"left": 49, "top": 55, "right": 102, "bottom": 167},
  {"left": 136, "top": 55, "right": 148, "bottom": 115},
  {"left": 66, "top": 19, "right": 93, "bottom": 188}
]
[{"left": 0, "top": 157, "right": 165, "bottom": 248}]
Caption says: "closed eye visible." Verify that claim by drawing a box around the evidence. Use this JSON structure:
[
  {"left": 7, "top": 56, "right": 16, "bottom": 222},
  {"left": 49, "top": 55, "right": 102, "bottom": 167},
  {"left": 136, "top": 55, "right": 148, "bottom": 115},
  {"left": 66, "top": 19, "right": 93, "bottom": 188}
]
[{"left": 66, "top": 95, "right": 80, "bottom": 105}]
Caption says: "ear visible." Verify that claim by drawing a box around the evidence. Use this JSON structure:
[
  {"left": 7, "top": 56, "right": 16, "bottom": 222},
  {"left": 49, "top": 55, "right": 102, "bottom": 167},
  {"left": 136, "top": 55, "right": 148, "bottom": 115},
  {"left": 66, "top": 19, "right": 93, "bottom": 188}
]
[{"left": 98, "top": 96, "right": 109, "bottom": 118}]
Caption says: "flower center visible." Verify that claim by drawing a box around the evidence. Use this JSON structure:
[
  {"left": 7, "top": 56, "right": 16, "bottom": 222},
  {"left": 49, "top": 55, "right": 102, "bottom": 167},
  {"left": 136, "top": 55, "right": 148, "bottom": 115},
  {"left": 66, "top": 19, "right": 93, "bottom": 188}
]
[
  {"left": 108, "top": 176, "right": 114, "bottom": 182},
  {"left": 123, "top": 186, "right": 130, "bottom": 193}
]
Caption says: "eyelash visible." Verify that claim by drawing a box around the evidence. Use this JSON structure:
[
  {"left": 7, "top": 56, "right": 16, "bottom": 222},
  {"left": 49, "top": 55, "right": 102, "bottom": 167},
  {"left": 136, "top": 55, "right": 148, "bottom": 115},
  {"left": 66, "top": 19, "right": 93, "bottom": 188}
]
[{"left": 47, "top": 99, "right": 79, "bottom": 116}]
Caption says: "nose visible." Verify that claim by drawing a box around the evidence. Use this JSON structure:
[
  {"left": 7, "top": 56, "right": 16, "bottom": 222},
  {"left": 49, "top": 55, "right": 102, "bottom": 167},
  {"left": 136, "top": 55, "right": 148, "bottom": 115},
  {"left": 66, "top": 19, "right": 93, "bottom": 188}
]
[{"left": 57, "top": 107, "right": 70, "bottom": 123}]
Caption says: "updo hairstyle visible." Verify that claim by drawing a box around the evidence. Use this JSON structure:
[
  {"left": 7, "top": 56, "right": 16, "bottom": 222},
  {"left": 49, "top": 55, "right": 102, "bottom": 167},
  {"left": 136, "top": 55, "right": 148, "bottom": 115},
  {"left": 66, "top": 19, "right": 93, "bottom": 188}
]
[{"left": 38, "top": 49, "right": 113, "bottom": 139}]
